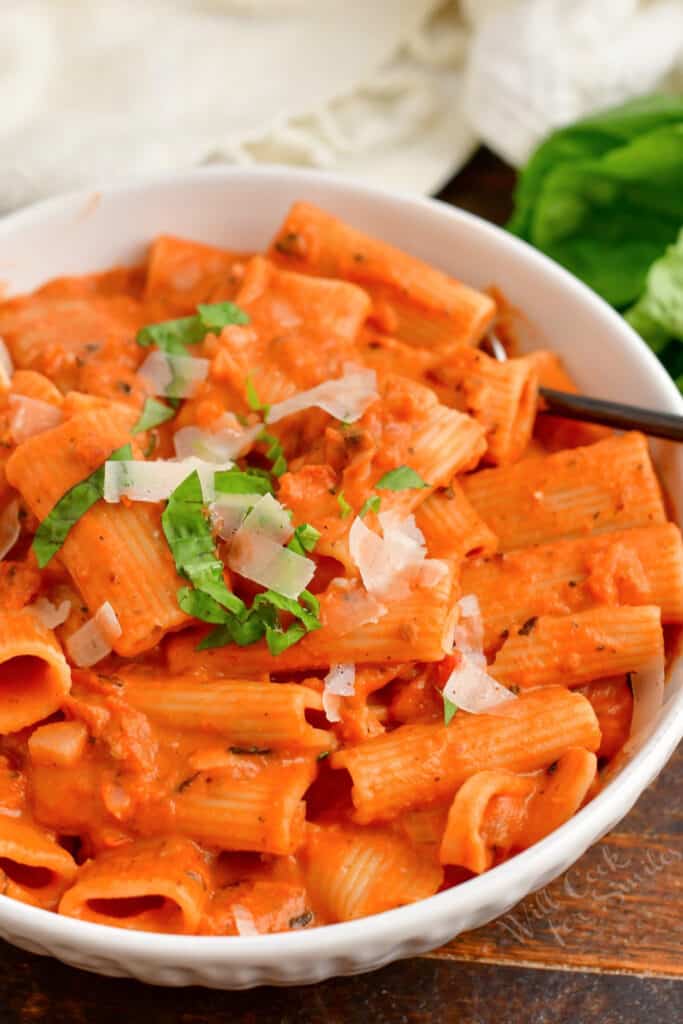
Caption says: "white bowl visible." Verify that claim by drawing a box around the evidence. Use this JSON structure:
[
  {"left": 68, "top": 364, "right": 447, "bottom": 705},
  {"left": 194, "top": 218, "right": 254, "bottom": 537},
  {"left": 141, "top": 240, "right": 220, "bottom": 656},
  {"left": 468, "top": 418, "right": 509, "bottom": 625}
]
[{"left": 1, "top": 167, "right": 682, "bottom": 988}]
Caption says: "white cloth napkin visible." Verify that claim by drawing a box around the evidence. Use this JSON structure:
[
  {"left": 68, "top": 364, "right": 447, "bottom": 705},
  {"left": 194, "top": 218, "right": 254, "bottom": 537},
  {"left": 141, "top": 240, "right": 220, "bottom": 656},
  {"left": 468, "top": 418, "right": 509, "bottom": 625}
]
[
  {"left": 0, "top": 0, "right": 681, "bottom": 213},
  {"left": 464, "top": 0, "right": 683, "bottom": 167}
]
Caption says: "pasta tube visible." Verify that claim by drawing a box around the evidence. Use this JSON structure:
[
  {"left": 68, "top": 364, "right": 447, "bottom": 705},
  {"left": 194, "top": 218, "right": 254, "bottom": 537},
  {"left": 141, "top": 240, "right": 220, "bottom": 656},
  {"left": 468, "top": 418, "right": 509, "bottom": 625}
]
[
  {"left": 59, "top": 836, "right": 210, "bottom": 933},
  {"left": 0, "top": 816, "right": 77, "bottom": 910},
  {"left": 0, "top": 608, "right": 71, "bottom": 733},
  {"left": 491, "top": 605, "right": 664, "bottom": 690},
  {"left": 461, "top": 432, "right": 666, "bottom": 551},
  {"left": 332, "top": 686, "right": 600, "bottom": 823}
]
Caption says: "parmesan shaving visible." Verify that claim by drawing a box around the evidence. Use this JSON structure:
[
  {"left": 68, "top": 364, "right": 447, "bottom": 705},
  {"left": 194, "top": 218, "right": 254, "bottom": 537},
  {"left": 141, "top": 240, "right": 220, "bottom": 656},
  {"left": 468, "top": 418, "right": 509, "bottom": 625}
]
[
  {"left": 232, "top": 904, "right": 259, "bottom": 937},
  {"left": 240, "top": 493, "right": 293, "bottom": 545},
  {"left": 323, "top": 663, "right": 356, "bottom": 723},
  {"left": 32, "top": 597, "right": 71, "bottom": 630},
  {"left": 0, "top": 338, "right": 13, "bottom": 390},
  {"left": 443, "top": 655, "right": 516, "bottom": 715},
  {"left": 228, "top": 531, "right": 315, "bottom": 599},
  {"left": 138, "top": 350, "right": 209, "bottom": 399},
  {"left": 266, "top": 364, "right": 377, "bottom": 425},
  {"left": 210, "top": 493, "right": 264, "bottom": 541},
  {"left": 104, "top": 458, "right": 231, "bottom": 504},
  {"left": 173, "top": 422, "right": 262, "bottom": 462},
  {"left": 0, "top": 499, "right": 20, "bottom": 561},
  {"left": 454, "top": 593, "right": 485, "bottom": 654},
  {"left": 349, "top": 511, "right": 447, "bottom": 597},
  {"left": 8, "top": 394, "right": 62, "bottom": 443},
  {"left": 66, "top": 601, "right": 122, "bottom": 668}
]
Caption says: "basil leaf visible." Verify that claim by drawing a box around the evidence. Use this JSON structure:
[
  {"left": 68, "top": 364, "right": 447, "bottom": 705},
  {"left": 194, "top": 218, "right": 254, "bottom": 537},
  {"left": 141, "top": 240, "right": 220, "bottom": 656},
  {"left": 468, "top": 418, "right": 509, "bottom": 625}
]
[
  {"left": 195, "top": 587, "right": 320, "bottom": 655},
  {"left": 162, "top": 471, "right": 244, "bottom": 616},
  {"left": 359, "top": 494, "right": 381, "bottom": 518},
  {"left": 253, "top": 589, "right": 321, "bottom": 633},
  {"left": 287, "top": 523, "right": 320, "bottom": 555},
  {"left": 337, "top": 491, "right": 352, "bottom": 518},
  {"left": 245, "top": 374, "right": 269, "bottom": 417},
  {"left": 258, "top": 429, "right": 287, "bottom": 477},
  {"left": 32, "top": 443, "right": 133, "bottom": 568},
  {"left": 375, "top": 466, "right": 428, "bottom": 491},
  {"left": 137, "top": 302, "right": 249, "bottom": 356},
  {"left": 443, "top": 695, "right": 458, "bottom": 726},
  {"left": 197, "top": 302, "right": 249, "bottom": 330},
  {"left": 214, "top": 468, "right": 273, "bottom": 496},
  {"left": 198, "top": 610, "right": 266, "bottom": 650},
  {"left": 137, "top": 316, "right": 205, "bottom": 354},
  {"left": 265, "top": 622, "right": 306, "bottom": 655},
  {"left": 131, "top": 397, "right": 175, "bottom": 434},
  {"left": 177, "top": 586, "right": 232, "bottom": 624}
]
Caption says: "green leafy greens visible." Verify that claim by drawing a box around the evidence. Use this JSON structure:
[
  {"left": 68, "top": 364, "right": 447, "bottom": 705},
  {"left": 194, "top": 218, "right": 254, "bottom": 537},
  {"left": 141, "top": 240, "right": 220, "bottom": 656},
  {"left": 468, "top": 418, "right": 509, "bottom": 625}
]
[
  {"left": 162, "top": 471, "right": 245, "bottom": 616},
  {"left": 443, "top": 694, "right": 458, "bottom": 726},
  {"left": 336, "top": 491, "right": 352, "bottom": 519},
  {"left": 163, "top": 471, "right": 321, "bottom": 654},
  {"left": 508, "top": 94, "right": 683, "bottom": 389},
  {"left": 258, "top": 429, "right": 287, "bottom": 477},
  {"left": 32, "top": 444, "right": 133, "bottom": 568},
  {"left": 359, "top": 494, "right": 381, "bottom": 518},
  {"left": 375, "top": 466, "right": 428, "bottom": 491},
  {"left": 137, "top": 302, "right": 249, "bottom": 355},
  {"left": 131, "top": 397, "right": 176, "bottom": 434}
]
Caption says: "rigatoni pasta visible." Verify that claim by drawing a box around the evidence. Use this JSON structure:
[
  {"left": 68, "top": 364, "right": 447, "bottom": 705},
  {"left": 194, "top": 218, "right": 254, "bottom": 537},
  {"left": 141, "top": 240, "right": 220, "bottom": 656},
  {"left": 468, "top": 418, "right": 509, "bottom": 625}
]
[{"left": 0, "top": 202, "right": 675, "bottom": 936}]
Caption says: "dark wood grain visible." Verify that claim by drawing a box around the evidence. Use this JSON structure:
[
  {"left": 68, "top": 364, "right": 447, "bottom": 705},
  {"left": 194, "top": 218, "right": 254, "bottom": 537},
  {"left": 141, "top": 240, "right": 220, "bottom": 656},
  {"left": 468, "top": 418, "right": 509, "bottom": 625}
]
[
  {"left": 0, "top": 949, "right": 681, "bottom": 1024},
  {"left": 0, "top": 147, "right": 681, "bottom": 1022}
]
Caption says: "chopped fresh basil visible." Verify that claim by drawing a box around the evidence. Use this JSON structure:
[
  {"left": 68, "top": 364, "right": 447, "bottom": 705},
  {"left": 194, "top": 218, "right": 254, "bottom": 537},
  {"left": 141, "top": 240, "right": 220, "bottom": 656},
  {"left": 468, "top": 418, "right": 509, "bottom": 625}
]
[
  {"left": 258, "top": 429, "right": 287, "bottom": 477},
  {"left": 287, "top": 523, "right": 320, "bottom": 556},
  {"left": 131, "top": 397, "right": 175, "bottom": 434},
  {"left": 197, "top": 587, "right": 321, "bottom": 654},
  {"left": 443, "top": 694, "right": 458, "bottom": 726},
  {"left": 214, "top": 468, "right": 273, "bottom": 496},
  {"left": 137, "top": 302, "right": 249, "bottom": 355},
  {"left": 337, "top": 491, "right": 352, "bottom": 518},
  {"left": 245, "top": 374, "right": 270, "bottom": 418},
  {"left": 197, "top": 302, "right": 249, "bottom": 331},
  {"left": 162, "top": 471, "right": 244, "bottom": 616},
  {"left": 177, "top": 587, "right": 233, "bottom": 623},
  {"left": 375, "top": 466, "right": 428, "bottom": 491},
  {"left": 253, "top": 589, "right": 321, "bottom": 632},
  {"left": 359, "top": 494, "right": 381, "bottom": 518},
  {"left": 137, "top": 316, "right": 204, "bottom": 354},
  {"left": 32, "top": 443, "right": 133, "bottom": 568},
  {"left": 264, "top": 622, "right": 307, "bottom": 655}
]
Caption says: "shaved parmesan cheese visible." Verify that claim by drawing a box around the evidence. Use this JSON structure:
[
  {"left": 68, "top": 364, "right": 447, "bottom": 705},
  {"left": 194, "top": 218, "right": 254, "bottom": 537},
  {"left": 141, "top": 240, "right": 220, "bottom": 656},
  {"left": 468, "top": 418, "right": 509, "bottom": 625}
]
[
  {"left": 228, "top": 531, "right": 314, "bottom": 599},
  {"left": 104, "top": 458, "right": 230, "bottom": 504},
  {"left": 0, "top": 499, "right": 20, "bottom": 561},
  {"left": 627, "top": 656, "right": 665, "bottom": 751},
  {"left": 443, "top": 655, "right": 516, "bottom": 715},
  {"left": 32, "top": 597, "right": 71, "bottom": 630},
  {"left": 325, "top": 663, "right": 356, "bottom": 696},
  {"left": 455, "top": 594, "right": 485, "bottom": 654},
  {"left": 138, "top": 350, "right": 209, "bottom": 399},
  {"left": 210, "top": 493, "right": 264, "bottom": 540},
  {"left": 240, "top": 493, "right": 293, "bottom": 545},
  {"left": 232, "top": 904, "right": 259, "bottom": 937},
  {"left": 66, "top": 601, "right": 122, "bottom": 668},
  {"left": 266, "top": 364, "right": 377, "bottom": 425},
  {"left": 8, "top": 394, "right": 63, "bottom": 444},
  {"left": 0, "top": 338, "right": 13, "bottom": 390},
  {"left": 323, "top": 663, "right": 356, "bottom": 722},
  {"left": 349, "top": 512, "right": 447, "bottom": 597},
  {"left": 174, "top": 422, "right": 262, "bottom": 462}
]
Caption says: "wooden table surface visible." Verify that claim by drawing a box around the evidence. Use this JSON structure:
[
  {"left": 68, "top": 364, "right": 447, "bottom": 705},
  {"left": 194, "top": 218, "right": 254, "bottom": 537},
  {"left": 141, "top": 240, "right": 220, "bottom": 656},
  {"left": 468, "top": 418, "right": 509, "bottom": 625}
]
[{"left": 1, "top": 149, "right": 681, "bottom": 1023}]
